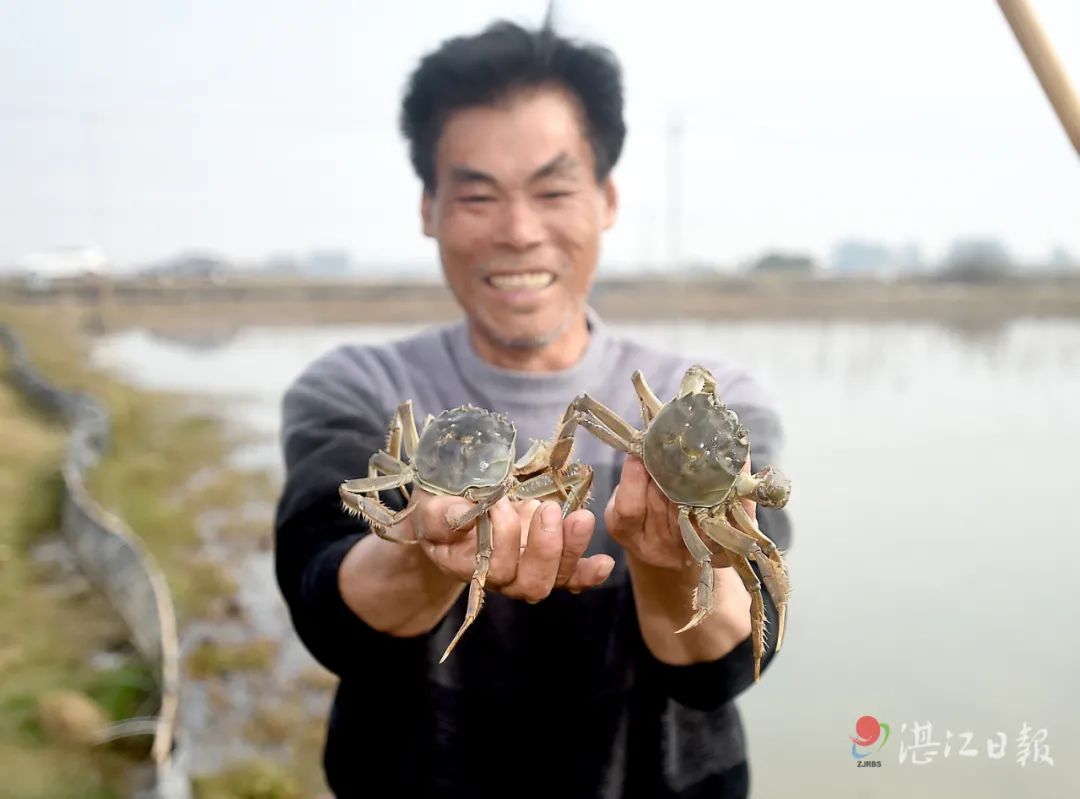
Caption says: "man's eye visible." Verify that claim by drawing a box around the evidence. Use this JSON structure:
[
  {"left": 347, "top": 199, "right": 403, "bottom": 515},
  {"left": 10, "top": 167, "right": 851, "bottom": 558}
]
[
  {"left": 459, "top": 195, "right": 495, "bottom": 204},
  {"left": 539, "top": 191, "right": 573, "bottom": 200}
]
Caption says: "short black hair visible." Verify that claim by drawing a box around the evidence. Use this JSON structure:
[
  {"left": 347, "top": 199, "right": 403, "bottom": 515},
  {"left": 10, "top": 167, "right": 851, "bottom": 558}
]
[{"left": 400, "top": 20, "right": 626, "bottom": 191}]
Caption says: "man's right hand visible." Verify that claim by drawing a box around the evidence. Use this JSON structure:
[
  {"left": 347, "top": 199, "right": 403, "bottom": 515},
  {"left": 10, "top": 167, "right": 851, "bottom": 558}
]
[
  {"left": 401, "top": 490, "right": 615, "bottom": 602},
  {"left": 338, "top": 489, "right": 615, "bottom": 638}
]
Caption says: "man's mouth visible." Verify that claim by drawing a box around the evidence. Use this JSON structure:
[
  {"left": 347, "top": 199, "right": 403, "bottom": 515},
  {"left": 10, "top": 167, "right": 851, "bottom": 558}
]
[{"left": 484, "top": 271, "right": 556, "bottom": 291}]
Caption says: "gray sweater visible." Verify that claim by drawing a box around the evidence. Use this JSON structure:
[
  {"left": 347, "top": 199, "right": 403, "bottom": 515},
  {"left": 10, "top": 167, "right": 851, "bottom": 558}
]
[{"left": 275, "top": 311, "right": 789, "bottom": 798}]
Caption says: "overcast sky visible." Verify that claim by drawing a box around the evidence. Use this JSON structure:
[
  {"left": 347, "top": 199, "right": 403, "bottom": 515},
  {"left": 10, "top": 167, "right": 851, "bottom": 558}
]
[{"left": 2, "top": 0, "right": 1078, "bottom": 273}]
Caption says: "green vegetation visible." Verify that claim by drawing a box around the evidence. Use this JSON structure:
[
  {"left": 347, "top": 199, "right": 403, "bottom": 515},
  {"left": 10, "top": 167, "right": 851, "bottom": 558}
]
[
  {"left": 186, "top": 639, "right": 279, "bottom": 680},
  {"left": 2, "top": 305, "right": 272, "bottom": 620},
  {"left": 1, "top": 304, "right": 288, "bottom": 797},
  {"left": 193, "top": 759, "right": 301, "bottom": 799},
  {"left": 0, "top": 343, "right": 132, "bottom": 798}
]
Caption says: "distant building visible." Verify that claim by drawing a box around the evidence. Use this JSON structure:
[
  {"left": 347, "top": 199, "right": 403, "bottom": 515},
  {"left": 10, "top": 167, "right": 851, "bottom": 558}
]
[
  {"left": 830, "top": 239, "right": 926, "bottom": 277},
  {"left": 138, "top": 252, "right": 231, "bottom": 281},
  {"left": 261, "top": 253, "right": 303, "bottom": 277},
  {"left": 831, "top": 240, "right": 893, "bottom": 274},
  {"left": 1046, "top": 245, "right": 1078, "bottom": 271},
  {"left": 305, "top": 250, "right": 353, "bottom": 277},
  {"left": 16, "top": 244, "right": 110, "bottom": 287},
  {"left": 894, "top": 242, "right": 926, "bottom": 273}
]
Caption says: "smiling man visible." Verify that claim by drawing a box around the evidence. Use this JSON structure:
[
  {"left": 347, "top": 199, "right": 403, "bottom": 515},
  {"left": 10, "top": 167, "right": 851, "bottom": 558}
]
[
  {"left": 420, "top": 83, "right": 616, "bottom": 370},
  {"left": 275, "top": 20, "right": 790, "bottom": 799}
]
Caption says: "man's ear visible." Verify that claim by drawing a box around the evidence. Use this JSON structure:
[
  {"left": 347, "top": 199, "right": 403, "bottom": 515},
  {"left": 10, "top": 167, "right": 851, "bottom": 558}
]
[
  {"left": 421, "top": 190, "right": 435, "bottom": 238},
  {"left": 600, "top": 177, "right": 618, "bottom": 230}
]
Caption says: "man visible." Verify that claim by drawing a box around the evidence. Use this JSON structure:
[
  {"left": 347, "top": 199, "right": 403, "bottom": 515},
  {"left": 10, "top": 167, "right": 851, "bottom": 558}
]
[{"left": 275, "top": 20, "right": 790, "bottom": 799}]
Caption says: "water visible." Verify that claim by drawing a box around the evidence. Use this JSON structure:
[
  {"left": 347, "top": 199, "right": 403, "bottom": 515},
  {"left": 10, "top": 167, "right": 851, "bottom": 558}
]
[{"left": 93, "top": 318, "right": 1080, "bottom": 797}]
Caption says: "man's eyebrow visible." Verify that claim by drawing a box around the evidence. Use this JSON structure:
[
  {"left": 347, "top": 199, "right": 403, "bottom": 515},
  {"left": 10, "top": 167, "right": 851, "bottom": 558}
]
[
  {"left": 446, "top": 154, "right": 579, "bottom": 187},
  {"left": 529, "top": 153, "right": 579, "bottom": 181},
  {"left": 448, "top": 165, "right": 498, "bottom": 186}
]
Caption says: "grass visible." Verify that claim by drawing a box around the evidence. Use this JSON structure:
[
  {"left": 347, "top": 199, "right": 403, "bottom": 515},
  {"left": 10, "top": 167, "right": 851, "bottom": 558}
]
[
  {"left": 1, "top": 304, "right": 272, "bottom": 621},
  {"left": 1, "top": 303, "right": 289, "bottom": 797},
  {"left": 185, "top": 639, "right": 279, "bottom": 681},
  {"left": 192, "top": 759, "right": 301, "bottom": 799},
  {"left": 0, "top": 343, "right": 135, "bottom": 798}
]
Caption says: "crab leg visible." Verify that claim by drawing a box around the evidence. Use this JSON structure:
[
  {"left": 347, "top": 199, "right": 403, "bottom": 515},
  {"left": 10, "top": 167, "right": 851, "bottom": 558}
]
[
  {"left": 579, "top": 416, "right": 638, "bottom": 454},
  {"left": 446, "top": 483, "right": 509, "bottom": 532},
  {"left": 557, "top": 466, "right": 593, "bottom": 515},
  {"left": 548, "top": 405, "right": 583, "bottom": 472},
  {"left": 572, "top": 395, "right": 640, "bottom": 443},
  {"left": 388, "top": 402, "right": 421, "bottom": 502},
  {"left": 369, "top": 450, "right": 406, "bottom": 475},
  {"left": 631, "top": 370, "right": 664, "bottom": 424},
  {"left": 386, "top": 410, "right": 404, "bottom": 461},
  {"left": 339, "top": 477, "right": 419, "bottom": 545},
  {"left": 514, "top": 465, "right": 594, "bottom": 517},
  {"left": 698, "top": 507, "right": 789, "bottom": 656},
  {"left": 440, "top": 511, "right": 493, "bottom": 663},
  {"left": 729, "top": 502, "right": 790, "bottom": 653},
  {"left": 341, "top": 471, "right": 410, "bottom": 494},
  {"left": 694, "top": 511, "right": 764, "bottom": 561},
  {"left": 367, "top": 448, "right": 413, "bottom": 505},
  {"left": 729, "top": 554, "right": 767, "bottom": 682},
  {"left": 361, "top": 458, "right": 400, "bottom": 524},
  {"left": 674, "top": 507, "right": 716, "bottom": 634},
  {"left": 397, "top": 400, "right": 420, "bottom": 459},
  {"left": 727, "top": 502, "right": 786, "bottom": 568},
  {"left": 342, "top": 460, "right": 413, "bottom": 538}
]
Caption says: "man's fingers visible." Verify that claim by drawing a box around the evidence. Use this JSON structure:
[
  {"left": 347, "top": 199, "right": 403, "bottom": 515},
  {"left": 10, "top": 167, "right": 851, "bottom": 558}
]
[
  {"left": 506, "top": 501, "right": 564, "bottom": 603},
  {"left": 554, "top": 509, "right": 594, "bottom": 587},
  {"left": 566, "top": 554, "right": 616, "bottom": 593},
  {"left": 414, "top": 494, "right": 475, "bottom": 543},
  {"left": 486, "top": 497, "right": 521, "bottom": 586},
  {"left": 610, "top": 456, "right": 648, "bottom": 530},
  {"left": 645, "top": 480, "right": 672, "bottom": 537},
  {"left": 420, "top": 530, "right": 475, "bottom": 577}
]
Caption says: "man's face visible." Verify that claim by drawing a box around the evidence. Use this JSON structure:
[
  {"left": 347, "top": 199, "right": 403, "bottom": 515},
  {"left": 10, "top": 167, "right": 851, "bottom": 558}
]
[{"left": 422, "top": 87, "right": 618, "bottom": 351}]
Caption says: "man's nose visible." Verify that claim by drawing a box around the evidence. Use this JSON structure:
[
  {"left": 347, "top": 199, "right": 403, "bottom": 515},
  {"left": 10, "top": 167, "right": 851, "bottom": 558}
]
[{"left": 495, "top": 196, "right": 545, "bottom": 250}]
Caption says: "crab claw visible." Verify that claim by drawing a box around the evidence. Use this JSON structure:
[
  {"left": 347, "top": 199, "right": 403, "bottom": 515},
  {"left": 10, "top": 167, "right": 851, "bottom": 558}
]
[
  {"left": 674, "top": 556, "right": 715, "bottom": 635},
  {"left": 439, "top": 512, "right": 494, "bottom": 663},
  {"left": 674, "top": 607, "right": 710, "bottom": 635},
  {"left": 756, "top": 466, "right": 791, "bottom": 508}
]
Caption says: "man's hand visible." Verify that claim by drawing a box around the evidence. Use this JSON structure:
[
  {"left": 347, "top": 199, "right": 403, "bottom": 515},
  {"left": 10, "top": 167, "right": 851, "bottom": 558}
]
[
  {"left": 605, "top": 455, "right": 756, "bottom": 665},
  {"left": 399, "top": 490, "right": 615, "bottom": 601},
  {"left": 606, "top": 456, "right": 759, "bottom": 572}
]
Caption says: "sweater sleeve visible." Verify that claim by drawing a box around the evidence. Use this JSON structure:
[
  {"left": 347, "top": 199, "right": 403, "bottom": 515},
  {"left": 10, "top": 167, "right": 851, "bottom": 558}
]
[
  {"left": 637, "top": 557, "right": 782, "bottom": 710},
  {"left": 637, "top": 370, "right": 791, "bottom": 710},
  {"left": 273, "top": 350, "right": 428, "bottom": 676}
]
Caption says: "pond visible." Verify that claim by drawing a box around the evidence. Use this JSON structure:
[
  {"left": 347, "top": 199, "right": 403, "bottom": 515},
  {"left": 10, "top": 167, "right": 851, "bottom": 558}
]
[{"left": 94, "top": 317, "right": 1080, "bottom": 797}]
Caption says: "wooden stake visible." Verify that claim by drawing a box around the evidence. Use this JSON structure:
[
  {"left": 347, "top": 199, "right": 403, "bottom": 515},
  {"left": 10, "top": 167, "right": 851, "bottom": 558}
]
[{"left": 997, "top": 0, "right": 1080, "bottom": 157}]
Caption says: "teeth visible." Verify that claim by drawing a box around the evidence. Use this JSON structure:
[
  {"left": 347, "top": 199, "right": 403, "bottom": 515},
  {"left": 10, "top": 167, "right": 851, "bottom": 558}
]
[{"left": 488, "top": 272, "right": 554, "bottom": 290}]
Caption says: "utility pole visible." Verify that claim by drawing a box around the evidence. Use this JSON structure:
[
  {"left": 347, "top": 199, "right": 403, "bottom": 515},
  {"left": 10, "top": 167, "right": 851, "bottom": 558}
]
[
  {"left": 665, "top": 110, "right": 684, "bottom": 274},
  {"left": 82, "top": 111, "right": 112, "bottom": 331}
]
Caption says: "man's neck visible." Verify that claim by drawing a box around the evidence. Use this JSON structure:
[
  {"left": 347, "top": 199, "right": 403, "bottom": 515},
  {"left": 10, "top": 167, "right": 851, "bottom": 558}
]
[{"left": 468, "top": 313, "right": 590, "bottom": 372}]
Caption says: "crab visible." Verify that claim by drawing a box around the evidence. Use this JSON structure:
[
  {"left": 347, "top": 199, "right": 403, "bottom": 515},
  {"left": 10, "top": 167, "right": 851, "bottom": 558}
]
[
  {"left": 339, "top": 401, "right": 593, "bottom": 662},
  {"left": 556, "top": 365, "right": 791, "bottom": 681}
]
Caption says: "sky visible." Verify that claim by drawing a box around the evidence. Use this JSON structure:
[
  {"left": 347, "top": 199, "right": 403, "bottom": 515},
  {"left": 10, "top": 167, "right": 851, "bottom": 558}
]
[{"left": 2, "top": 0, "right": 1079, "bottom": 273}]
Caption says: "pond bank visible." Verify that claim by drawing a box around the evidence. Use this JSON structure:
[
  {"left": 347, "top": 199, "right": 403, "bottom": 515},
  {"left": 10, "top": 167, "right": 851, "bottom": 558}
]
[{"left": 1, "top": 305, "right": 333, "bottom": 799}]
